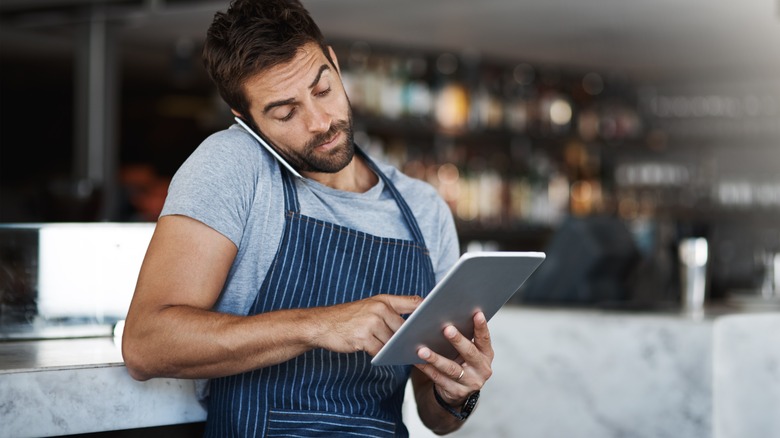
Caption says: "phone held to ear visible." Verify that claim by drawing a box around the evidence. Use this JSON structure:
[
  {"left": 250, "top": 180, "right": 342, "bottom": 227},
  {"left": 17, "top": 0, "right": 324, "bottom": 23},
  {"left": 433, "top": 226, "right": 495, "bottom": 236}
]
[{"left": 234, "top": 116, "right": 304, "bottom": 179}]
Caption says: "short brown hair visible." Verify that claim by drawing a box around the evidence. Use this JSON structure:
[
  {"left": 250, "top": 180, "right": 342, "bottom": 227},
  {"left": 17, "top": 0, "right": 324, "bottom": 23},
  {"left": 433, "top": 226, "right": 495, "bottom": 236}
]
[{"left": 202, "top": 0, "right": 332, "bottom": 122}]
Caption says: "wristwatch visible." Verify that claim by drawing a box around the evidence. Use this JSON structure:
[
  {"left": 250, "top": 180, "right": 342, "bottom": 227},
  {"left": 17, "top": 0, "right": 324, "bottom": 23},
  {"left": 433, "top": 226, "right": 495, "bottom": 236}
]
[{"left": 433, "top": 385, "right": 481, "bottom": 421}]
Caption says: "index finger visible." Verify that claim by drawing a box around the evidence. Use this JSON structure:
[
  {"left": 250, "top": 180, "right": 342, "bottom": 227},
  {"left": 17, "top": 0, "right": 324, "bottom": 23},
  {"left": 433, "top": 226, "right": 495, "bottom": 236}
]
[
  {"left": 375, "top": 294, "right": 423, "bottom": 315},
  {"left": 472, "top": 312, "right": 494, "bottom": 360}
]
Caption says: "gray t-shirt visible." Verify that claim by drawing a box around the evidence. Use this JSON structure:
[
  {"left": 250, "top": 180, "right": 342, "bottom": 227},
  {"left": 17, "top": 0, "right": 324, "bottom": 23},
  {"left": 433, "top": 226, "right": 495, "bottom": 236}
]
[{"left": 161, "top": 124, "right": 459, "bottom": 316}]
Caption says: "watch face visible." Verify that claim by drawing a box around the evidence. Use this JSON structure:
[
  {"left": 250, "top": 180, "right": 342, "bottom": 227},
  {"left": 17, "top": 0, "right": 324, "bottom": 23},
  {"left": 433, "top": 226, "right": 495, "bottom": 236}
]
[
  {"left": 461, "top": 390, "right": 481, "bottom": 416},
  {"left": 433, "top": 386, "right": 481, "bottom": 421}
]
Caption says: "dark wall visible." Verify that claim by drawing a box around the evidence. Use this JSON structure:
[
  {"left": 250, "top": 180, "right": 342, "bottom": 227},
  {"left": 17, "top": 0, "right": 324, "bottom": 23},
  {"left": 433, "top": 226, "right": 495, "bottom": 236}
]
[{"left": 0, "top": 44, "right": 226, "bottom": 222}]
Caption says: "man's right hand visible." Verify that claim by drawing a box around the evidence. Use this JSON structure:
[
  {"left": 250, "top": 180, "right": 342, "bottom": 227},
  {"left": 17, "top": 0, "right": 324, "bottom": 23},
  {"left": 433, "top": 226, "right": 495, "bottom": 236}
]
[{"left": 307, "top": 294, "right": 422, "bottom": 356}]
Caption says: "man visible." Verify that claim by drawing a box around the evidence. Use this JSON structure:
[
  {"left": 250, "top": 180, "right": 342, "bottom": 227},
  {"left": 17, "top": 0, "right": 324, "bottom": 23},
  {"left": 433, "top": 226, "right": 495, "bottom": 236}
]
[{"left": 122, "top": 0, "right": 494, "bottom": 436}]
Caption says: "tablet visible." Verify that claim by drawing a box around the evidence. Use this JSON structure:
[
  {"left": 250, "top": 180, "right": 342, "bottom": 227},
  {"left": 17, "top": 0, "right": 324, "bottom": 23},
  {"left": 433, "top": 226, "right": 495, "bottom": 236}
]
[{"left": 371, "top": 251, "right": 545, "bottom": 366}]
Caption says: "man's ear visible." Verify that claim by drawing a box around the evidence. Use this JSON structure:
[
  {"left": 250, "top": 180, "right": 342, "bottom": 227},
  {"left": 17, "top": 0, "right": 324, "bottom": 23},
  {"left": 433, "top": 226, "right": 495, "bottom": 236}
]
[
  {"left": 231, "top": 109, "right": 243, "bottom": 119},
  {"left": 327, "top": 46, "right": 340, "bottom": 74}
]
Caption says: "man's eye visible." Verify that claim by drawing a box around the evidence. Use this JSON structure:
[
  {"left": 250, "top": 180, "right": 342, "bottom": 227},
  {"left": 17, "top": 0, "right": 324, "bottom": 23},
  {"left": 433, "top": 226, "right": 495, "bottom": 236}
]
[
  {"left": 316, "top": 87, "right": 331, "bottom": 97},
  {"left": 280, "top": 108, "right": 296, "bottom": 122}
]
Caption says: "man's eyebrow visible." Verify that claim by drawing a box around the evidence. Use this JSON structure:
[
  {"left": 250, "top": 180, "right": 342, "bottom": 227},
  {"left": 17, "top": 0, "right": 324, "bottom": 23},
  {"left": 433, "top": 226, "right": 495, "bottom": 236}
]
[
  {"left": 262, "top": 64, "right": 331, "bottom": 115},
  {"left": 263, "top": 97, "right": 295, "bottom": 115},
  {"left": 308, "top": 64, "right": 330, "bottom": 89}
]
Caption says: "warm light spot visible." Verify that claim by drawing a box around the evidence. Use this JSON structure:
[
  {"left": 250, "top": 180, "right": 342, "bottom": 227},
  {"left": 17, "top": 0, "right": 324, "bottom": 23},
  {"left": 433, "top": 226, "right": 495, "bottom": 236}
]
[
  {"left": 437, "top": 163, "right": 460, "bottom": 184},
  {"left": 550, "top": 99, "right": 572, "bottom": 126}
]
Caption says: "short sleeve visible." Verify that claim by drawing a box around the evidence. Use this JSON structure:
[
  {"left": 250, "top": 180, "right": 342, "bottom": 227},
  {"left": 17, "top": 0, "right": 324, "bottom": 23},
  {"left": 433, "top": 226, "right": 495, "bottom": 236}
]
[{"left": 161, "top": 128, "right": 263, "bottom": 247}]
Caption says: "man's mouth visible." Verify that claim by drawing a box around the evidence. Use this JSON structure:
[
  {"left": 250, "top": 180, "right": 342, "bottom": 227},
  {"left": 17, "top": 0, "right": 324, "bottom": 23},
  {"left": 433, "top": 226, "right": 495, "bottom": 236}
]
[{"left": 314, "top": 131, "right": 341, "bottom": 151}]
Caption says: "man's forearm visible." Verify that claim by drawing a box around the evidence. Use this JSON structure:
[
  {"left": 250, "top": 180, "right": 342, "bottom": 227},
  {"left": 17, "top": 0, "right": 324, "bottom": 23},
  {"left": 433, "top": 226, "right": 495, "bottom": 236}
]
[
  {"left": 122, "top": 293, "right": 422, "bottom": 381},
  {"left": 123, "top": 305, "right": 316, "bottom": 381}
]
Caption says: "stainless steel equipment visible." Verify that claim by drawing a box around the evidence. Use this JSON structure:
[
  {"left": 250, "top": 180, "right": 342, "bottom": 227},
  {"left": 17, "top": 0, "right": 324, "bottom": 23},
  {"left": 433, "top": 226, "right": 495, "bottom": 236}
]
[{"left": 0, "top": 223, "right": 154, "bottom": 340}]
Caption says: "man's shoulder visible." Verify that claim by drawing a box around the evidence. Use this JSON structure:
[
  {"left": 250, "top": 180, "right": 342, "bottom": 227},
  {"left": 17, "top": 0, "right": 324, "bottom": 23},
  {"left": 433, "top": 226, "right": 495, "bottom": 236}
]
[
  {"left": 168, "top": 125, "right": 283, "bottom": 204},
  {"left": 197, "top": 125, "right": 261, "bottom": 157},
  {"left": 183, "top": 125, "right": 278, "bottom": 175}
]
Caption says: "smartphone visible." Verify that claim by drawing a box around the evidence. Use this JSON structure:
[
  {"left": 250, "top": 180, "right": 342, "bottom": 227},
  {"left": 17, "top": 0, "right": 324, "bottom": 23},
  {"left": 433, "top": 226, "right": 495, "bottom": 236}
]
[{"left": 234, "top": 116, "right": 303, "bottom": 179}]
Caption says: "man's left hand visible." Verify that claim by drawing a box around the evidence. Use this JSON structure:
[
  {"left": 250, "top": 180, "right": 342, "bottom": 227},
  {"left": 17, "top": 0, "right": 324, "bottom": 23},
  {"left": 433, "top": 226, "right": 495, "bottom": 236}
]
[{"left": 413, "top": 311, "right": 494, "bottom": 406}]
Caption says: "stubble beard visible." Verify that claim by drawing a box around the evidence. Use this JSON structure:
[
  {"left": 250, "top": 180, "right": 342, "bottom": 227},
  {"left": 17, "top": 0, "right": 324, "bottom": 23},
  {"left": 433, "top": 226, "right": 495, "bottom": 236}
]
[{"left": 286, "top": 110, "right": 355, "bottom": 174}]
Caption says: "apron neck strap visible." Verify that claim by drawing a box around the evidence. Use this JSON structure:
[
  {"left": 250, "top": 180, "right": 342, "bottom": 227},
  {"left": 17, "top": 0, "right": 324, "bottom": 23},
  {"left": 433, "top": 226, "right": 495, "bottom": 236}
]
[{"left": 279, "top": 145, "right": 429, "bottom": 247}]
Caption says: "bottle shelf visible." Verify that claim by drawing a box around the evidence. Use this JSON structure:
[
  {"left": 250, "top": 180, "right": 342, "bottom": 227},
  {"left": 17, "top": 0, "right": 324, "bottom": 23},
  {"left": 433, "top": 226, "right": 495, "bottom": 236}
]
[{"left": 334, "top": 41, "right": 653, "bottom": 248}]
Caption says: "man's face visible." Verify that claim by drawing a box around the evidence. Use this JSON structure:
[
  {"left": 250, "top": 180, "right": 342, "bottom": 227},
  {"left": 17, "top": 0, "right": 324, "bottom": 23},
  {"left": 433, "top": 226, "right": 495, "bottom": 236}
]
[{"left": 241, "top": 43, "right": 354, "bottom": 174}]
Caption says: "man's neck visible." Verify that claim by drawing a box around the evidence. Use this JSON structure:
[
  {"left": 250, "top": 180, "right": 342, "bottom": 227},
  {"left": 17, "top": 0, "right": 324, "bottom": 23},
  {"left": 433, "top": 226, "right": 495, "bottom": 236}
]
[{"left": 302, "top": 155, "right": 379, "bottom": 193}]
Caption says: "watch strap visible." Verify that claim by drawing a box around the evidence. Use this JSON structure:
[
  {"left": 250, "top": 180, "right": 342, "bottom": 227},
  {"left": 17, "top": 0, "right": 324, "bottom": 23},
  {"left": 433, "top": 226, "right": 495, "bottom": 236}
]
[{"left": 433, "top": 385, "right": 480, "bottom": 421}]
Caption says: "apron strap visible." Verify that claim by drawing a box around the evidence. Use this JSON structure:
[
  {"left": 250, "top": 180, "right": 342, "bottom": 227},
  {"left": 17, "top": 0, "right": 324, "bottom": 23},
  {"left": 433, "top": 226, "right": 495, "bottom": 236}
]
[
  {"left": 278, "top": 145, "right": 429, "bottom": 248},
  {"left": 280, "top": 160, "right": 301, "bottom": 212}
]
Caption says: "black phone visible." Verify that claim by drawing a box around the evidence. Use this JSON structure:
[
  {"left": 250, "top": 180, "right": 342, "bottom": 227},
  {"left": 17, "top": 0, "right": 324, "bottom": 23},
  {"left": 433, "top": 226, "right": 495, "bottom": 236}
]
[{"left": 234, "top": 117, "right": 303, "bottom": 179}]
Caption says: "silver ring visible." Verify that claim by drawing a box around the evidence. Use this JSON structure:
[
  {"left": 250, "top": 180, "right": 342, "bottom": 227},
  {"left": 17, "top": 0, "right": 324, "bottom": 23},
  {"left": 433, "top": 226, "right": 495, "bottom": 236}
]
[{"left": 456, "top": 369, "right": 465, "bottom": 382}]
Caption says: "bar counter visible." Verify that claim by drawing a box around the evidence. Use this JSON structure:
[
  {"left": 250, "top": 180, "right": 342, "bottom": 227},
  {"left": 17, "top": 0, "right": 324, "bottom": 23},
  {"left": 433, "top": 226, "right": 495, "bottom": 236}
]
[
  {"left": 1, "top": 306, "right": 778, "bottom": 438},
  {"left": 0, "top": 337, "right": 206, "bottom": 437}
]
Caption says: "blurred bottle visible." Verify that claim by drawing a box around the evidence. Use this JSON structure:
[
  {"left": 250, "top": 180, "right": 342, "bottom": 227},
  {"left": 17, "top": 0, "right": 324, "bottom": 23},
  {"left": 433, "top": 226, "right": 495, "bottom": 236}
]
[
  {"left": 469, "top": 71, "right": 504, "bottom": 130},
  {"left": 434, "top": 81, "right": 470, "bottom": 133},
  {"left": 402, "top": 55, "right": 433, "bottom": 119},
  {"left": 760, "top": 251, "right": 780, "bottom": 299},
  {"left": 679, "top": 237, "right": 709, "bottom": 319}
]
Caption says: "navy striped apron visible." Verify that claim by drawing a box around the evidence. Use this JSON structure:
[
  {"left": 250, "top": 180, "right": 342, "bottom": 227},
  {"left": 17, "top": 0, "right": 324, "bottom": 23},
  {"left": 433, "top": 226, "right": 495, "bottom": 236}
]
[{"left": 204, "top": 150, "right": 436, "bottom": 437}]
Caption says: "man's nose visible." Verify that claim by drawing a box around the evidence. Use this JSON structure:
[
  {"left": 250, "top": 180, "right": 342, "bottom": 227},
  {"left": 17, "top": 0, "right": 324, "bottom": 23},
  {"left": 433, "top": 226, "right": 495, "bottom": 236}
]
[{"left": 306, "top": 101, "right": 331, "bottom": 134}]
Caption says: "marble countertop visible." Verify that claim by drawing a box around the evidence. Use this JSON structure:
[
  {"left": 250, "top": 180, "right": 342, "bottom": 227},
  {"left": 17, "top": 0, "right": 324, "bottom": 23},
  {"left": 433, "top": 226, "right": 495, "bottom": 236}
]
[
  {"left": 1, "top": 307, "right": 777, "bottom": 438},
  {"left": 409, "top": 307, "right": 780, "bottom": 438},
  {"left": 0, "top": 336, "right": 207, "bottom": 437}
]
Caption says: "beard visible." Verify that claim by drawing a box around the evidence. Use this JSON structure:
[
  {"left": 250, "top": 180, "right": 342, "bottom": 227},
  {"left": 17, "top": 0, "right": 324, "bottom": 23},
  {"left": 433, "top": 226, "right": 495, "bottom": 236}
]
[{"left": 283, "top": 110, "right": 355, "bottom": 174}]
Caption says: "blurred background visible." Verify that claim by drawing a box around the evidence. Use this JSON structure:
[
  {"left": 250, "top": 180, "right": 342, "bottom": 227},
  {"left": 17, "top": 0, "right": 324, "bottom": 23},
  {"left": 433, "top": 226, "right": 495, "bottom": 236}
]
[{"left": 1, "top": 0, "right": 779, "bottom": 309}]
